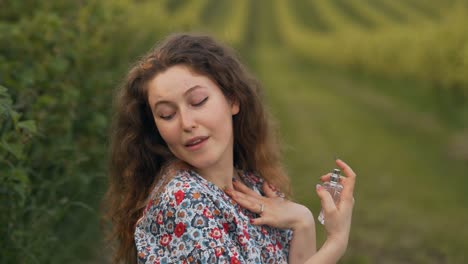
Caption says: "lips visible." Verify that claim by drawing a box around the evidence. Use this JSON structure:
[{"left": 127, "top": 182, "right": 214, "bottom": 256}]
[{"left": 184, "top": 136, "right": 209, "bottom": 147}]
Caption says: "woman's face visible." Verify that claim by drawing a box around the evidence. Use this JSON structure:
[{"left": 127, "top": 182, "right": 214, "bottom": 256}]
[{"left": 147, "top": 65, "right": 239, "bottom": 171}]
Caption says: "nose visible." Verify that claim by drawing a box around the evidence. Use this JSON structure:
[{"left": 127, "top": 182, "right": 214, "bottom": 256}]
[{"left": 180, "top": 109, "right": 197, "bottom": 132}]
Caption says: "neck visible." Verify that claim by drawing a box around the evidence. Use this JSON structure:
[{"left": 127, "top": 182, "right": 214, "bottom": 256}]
[{"left": 196, "top": 163, "right": 236, "bottom": 190}]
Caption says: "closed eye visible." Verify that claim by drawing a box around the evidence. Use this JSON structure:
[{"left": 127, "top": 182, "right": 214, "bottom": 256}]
[
  {"left": 192, "top": 97, "right": 208, "bottom": 107},
  {"left": 159, "top": 113, "right": 175, "bottom": 120}
]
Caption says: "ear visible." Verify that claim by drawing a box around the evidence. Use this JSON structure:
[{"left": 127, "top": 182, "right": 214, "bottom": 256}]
[{"left": 230, "top": 99, "right": 240, "bottom": 115}]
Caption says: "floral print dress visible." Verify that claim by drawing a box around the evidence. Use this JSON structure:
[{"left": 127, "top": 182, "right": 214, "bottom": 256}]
[{"left": 134, "top": 169, "right": 292, "bottom": 263}]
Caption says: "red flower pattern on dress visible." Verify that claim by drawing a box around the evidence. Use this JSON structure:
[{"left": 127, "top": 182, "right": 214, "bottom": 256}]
[
  {"left": 266, "top": 244, "right": 275, "bottom": 252},
  {"left": 174, "top": 190, "right": 185, "bottom": 205},
  {"left": 135, "top": 170, "right": 292, "bottom": 263},
  {"left": 203, "top": 207, "right": 214, "bottom": 218},
  {"left": 237, "top": 234, "right": 247, "bottom": 246},
  {"left": 243, "top": 230, "right": 250, "bottom": 240},
  {"left": 145, "top": 199, "right": 154, "bottom": 212},
  {"left": 174, "top": 222, "right": 186, "bottom": 238},
  {"left": 156, "top": 211, "right": 164, "bottom": 225},
  {"left": 214, "top": 247, "right": 224, "bottom": 257},
  {"left": 222, "top": 222, "right": 229, "bottom": 233},
  {"left": 250, "top": 175, "right": 260, "bottom": 183},
  {"left": 209, "top": 227, "right": 222, "bottom": 239},
  {"left": 277, "top": 240, "right": 283, "bottom": 250},
  {"left": 230, "top": 256, "right": 241, "bottom": 264},
  {"left": 159, "top": 234, "right": 172, "bottom": 247}
]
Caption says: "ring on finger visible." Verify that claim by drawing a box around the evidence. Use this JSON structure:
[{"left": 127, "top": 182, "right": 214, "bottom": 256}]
[{"left": 259, "top": 203, "right": 264, "bottom": 214}]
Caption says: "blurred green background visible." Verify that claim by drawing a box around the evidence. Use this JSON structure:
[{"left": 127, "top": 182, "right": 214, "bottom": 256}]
[{"left": 1, "top": 0, "right": 467, "bottom": 263}]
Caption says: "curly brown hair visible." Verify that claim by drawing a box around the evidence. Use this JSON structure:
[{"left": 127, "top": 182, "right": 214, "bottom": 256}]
[{"left": 103, "top": 33, "right": 291, "bottom": 263}]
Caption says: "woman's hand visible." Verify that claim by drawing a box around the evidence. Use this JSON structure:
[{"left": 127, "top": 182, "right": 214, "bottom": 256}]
[
  {"left": 225, "top": 177, "right": 318, "bottom": 262},
  {"left": 224, "top": 179, "right": 314, "bottom": 230},
  {"left": 316, "top": 159, "right": 357, "bottom": 256}
]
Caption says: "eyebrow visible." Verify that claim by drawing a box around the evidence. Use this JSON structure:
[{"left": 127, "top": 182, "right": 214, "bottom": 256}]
[{"left": 154, "top": 85, "right": 204, "bottom": 108}]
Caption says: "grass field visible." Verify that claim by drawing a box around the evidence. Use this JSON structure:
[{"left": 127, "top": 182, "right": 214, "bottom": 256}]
[
  {"left": 259, "top": 51, "right": 468, "bottom": 263},
  {"left": 237, "top": 1, "right": 468, "bottom": 263}
]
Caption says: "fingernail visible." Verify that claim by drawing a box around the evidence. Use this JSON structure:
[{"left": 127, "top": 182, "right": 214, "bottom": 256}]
[
  {"left": 316, "top": 184, "right": 322, "bottom": 190},
  {"left": 249, "top": 219, "right": 255, "bottom": 224}
]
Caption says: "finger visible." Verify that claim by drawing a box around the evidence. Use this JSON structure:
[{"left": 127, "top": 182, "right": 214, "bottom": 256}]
[
  {"left": 316, "top": 184, "right": 337, "bottom": 215},
  {"left": 250, "top": 217, "right": 267, "bottom": 226},
  {"left": 262, "top": 182, "right": 278, "bottom": 198},
  {"left": 319, "top": 173, "right": 333, "bottom": 182},
  {"left": 336, "top": 159, "right": 356, "bottom": 179},
  {"left": 225, "top": 188, "right": 264, "bottom": 214},
  {"left": 335, "top": 159, "right": 357, "bottom": 201},
  {"left": 232, "top": 179, "right": 262, "bottom": 198},
  {"left": 231, "top": 188, "right": 265, "bottom": 207}
]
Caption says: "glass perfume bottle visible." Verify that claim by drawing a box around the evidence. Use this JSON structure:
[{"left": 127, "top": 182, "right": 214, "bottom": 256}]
[{"left": 318, "top": 169, "right": 343, "bottom": 225}]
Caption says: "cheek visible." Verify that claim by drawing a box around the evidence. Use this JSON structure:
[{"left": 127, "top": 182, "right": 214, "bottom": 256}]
[
  {"left": 208, "top": 98, "right": 233, "bottom": 123},
  {"left": 155, "top": 122, "right": 177, "bottom": 146},
  {"left": 210, "top": 110, "right": 234, "bottom": 138}
]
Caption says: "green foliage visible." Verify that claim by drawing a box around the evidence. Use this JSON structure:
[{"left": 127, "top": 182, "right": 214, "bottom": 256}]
[
  {"left": 0, "top": 86, "right": 36, "bottom": 255},
  {"left": 0, "top": 1, "right": 167, "bottom": 262}
]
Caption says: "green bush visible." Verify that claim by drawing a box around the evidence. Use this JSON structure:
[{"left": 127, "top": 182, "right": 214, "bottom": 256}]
[{"left": 0, "top": 1, "right": 165, "bottom": 262}]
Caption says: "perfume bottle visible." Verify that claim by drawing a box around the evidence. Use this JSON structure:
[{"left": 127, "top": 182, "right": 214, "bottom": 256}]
[{"left": 318, "top": 169, "right": 343, "bottom": 225}]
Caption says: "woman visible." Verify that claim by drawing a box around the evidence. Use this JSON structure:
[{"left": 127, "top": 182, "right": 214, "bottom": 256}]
[{"left": 104, "top": 33, "right": 356, "bottom": 263}]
